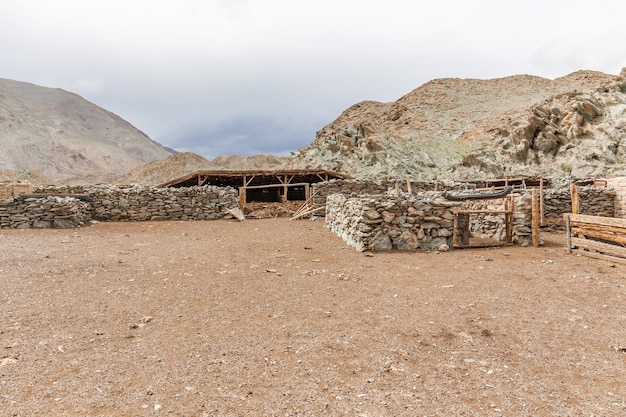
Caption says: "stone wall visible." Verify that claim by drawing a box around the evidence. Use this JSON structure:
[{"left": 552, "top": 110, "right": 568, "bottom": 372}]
[
  {"left": 0, "top": 196, "right": 91, "bottom": 229},
  {"left": 311, "top": 180, "right": 468, "bottom": 215},
  {"left": 325, "top": 193, "right": 461, "bottom": 252},
  {"left": 313, "top": 180, "right": 615, "bottom": 220},
  {"left": 607, "top": 177, "right": 626, "bottom": 218},
  {"left": 325, "top": 190, "right": 544, "bottom": 252},
  {"left": 543, "top": 186, "right": 615, "bottom": 218},
  {"left": 0, "top": 185, "right": 240, "bottom": 228}
]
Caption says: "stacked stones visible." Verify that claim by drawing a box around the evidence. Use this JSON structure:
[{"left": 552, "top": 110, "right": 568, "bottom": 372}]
[
  {"left": 543, "top": 186, "right": 615, "bottom": 218},
  {"left": 312, "top": 179, "right": 464, "bottom": 216},
  {"left": 0, "top": 195, "right": 90, "bottom": 229},
  {"left": 326, "top": 193, "right": 460, "bottom": 252},
  {"left": 0, "top": 184, "right": 240, "bottom": 228},
  {"left": 84, "top": 184, "right": 238, "bottom": 222}
]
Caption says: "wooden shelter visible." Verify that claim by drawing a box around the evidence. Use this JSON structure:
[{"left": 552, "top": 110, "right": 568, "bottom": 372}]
[{"left": 158, "top": 169, "right": 351, "bottom": 208}]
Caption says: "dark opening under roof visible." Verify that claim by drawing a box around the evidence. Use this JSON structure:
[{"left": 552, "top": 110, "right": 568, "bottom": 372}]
[{"left": 157, "top": 169, "right": 352, "bottom": 189}]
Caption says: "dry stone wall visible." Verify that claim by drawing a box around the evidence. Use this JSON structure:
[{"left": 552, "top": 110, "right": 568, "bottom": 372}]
[
  {"left": 0, "top": 185, "right": 239, "bottom": 229},
  {"left": 312, "top": 179, "right": 466, "bottom": 215},
  {"left": 543, "top": 186, "right": 615, "bottom": 218},
  {"left": 326, "top": 193, "right": 461, "bottom": 252},
  {"left": 314, "top": 180, "right": 615, "bottom": 220},
  {"left": 0, "top": 196, "right": 91, "bottom": 229}
]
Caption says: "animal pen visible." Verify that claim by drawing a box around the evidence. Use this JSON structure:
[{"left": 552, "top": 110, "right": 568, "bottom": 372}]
[{"left": 565, "top": 183, "right": 626, "bottom": 263}]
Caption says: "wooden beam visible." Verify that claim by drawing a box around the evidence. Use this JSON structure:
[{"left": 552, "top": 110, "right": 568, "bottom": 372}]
[
  {"left": 570, "top": 236, "right": 626, "bottom": 259},
  {"left": 239, "top": 187, "right": 246, "bottom": 208},
  {"left": 570, "top": 183, "right": 579, "bottom": 214},
  {"left": 532, "top": 188, "right": 540, "bottom": 247},
  {"left": 571, "top": 248, "right": 626, "bottom": 264},
  {"left": 571, "top": 227, "right": 626, "bottom": 246},
  {"left": 565, "top": 213, "right": 626, "bottom": 228}
]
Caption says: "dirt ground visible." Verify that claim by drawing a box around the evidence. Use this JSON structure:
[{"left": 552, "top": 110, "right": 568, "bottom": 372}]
[{"left": 1, "top": 218, "right": 625, "bottom": 417}]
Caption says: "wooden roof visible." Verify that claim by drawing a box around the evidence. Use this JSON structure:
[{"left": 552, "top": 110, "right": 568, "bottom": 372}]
[{"left": 157, "top": 169, "right": 352, "bottom": 189}]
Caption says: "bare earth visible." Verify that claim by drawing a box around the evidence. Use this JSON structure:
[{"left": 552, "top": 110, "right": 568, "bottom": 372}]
[{"left": 1, "top": 219, "right": 625, "bottom": 416}]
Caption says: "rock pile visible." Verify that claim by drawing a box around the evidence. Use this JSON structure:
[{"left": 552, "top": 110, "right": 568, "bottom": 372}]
[
  {"left": 0, "top": 184, "right": 240, "bottom": 228},
  {"left": 0, "top": 195, "right": 90, "bottom": 229}
]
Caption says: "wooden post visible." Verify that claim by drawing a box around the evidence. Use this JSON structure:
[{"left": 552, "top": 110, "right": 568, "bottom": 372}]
[
  {"left": 395, "top": 182, "right": 400, "bottom": 196},
  {"left": 239, "top": 187, "right": 247, "bottom": 208},
  {"left": 539, "top": 177, "right": 545, "bottom": 226},
  {"left": 406, "top": 176, "right": 412, "bottom": 195},
  {"left": 532, "top": 189, "right": 540, "bottom": 247},
  {"left": 453, "top": 213, "right": 470, "bottom": 247},
  {"left": 565, "top": 215, "right": 572, "bottom": 252},
  {"left": 505, "top": 194, "right": 513, "bottom": 244},
  {"left": 570, "top": 183, "right": 580, "bottom": 214}
]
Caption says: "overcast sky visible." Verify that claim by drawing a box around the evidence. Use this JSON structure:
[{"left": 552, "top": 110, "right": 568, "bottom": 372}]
[{"left": 2, "top": 0, "right": 625, "bottom": 160}]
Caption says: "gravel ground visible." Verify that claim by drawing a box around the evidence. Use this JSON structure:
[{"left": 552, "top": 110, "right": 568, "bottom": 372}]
[{"left": 1, "top": 218, "right": 625, "bottom": 416}]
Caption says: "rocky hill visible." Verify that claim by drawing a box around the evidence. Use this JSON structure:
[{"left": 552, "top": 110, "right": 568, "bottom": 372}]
[
  {"left": 288, "top": 69, "right": 626, "bottom": 180},
  {"left": 0, "top": 78, "right": 173, "bottom": 183},
  {"left": 118, "top": 152, "right": 287, "bottom": 186}
]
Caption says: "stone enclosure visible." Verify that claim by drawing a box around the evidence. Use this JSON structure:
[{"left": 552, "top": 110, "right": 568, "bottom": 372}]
[{"left": 0, "top": 178, "right": 618, "bottom": 253}]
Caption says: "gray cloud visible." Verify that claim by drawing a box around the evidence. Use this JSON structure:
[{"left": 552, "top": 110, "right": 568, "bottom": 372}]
[{"left": 2, "top": 0, "right": 625, "bottom": 159}]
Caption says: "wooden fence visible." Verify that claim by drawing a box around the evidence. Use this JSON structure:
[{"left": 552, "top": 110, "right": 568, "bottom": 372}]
[{"left": 564, "top": 213, "right": 626, "bottom": 263}]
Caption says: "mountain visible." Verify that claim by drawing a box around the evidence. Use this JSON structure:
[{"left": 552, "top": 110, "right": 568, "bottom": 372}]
[
  {"left": 288, "top": 69, "right": 626, "bottom": 180},
  {"left": 117, "top": 152, "right": 287, "bottom": 186},
  {"left": 0, "top": 78, "right": 173, "bottom": 182}
]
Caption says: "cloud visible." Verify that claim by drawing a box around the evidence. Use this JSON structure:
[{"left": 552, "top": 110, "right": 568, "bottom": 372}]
[{"left": 2, "top": 0, "right": 626, "bottom": 159}]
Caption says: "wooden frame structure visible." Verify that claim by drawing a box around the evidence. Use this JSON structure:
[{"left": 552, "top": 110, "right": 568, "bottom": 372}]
[
  {"left": 564, "top": 213, "right": 626, "bottom": 263},
  {"left": 158, "top": 169, "right": 351, "bottom": 208},
  {"left": 452, "top": 194, "right": 515, "bottom": 248}
]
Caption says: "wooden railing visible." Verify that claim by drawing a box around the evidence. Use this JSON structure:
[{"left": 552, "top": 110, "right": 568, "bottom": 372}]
[{"left": 564, "top": 213, "right": 626, "bottom": 263}]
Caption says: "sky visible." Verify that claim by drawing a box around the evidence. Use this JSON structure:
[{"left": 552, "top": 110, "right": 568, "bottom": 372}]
[{"left": 2, "top": 0, "right": 626, "bottom": 160}]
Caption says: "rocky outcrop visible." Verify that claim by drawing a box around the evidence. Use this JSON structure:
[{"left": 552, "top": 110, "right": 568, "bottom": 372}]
[{"left": 288, "top": 69, "right": 626, "bottom": 181}]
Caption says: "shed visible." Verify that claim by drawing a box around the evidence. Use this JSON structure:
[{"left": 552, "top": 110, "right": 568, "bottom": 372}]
[{"left": 157, "top": 169, "right": 351, "bottom": 207}]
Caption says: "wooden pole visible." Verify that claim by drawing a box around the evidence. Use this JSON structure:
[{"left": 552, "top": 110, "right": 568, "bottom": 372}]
[
  {"left": 405, "top": 176, "right": 412, "bottom": 195},
  {"left": 539, "top": 177, "right": 545, "bottom": 226},
  {"left": 570, "top": 183, "right": 580, "bottom": 214},
  {"left": 565, "top": 215, "right": 572, "bottom": 252},
  {"left": 532, "top": 189, "right": 540, "bottom": 247}
]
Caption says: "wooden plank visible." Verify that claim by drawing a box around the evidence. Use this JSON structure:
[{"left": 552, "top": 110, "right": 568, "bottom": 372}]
[
  {"left": 570, "top": 223, "right": 626, "bottom": 235},
  {"left": 565, "top": 213, "right": 626, "bottom": 229},
  {"left": 571, "top": 237, "right": 626, "bottom": 259},
  {"left": 571, "top": 249, "right": 626, "bottom": 264},
  {"left": 454, "top": 210, "right": 513, "bottom": 215},
  {"left": 532, "top": 189, "right": 540, "bottom": 247},
  {"left": 571, "top": 227, "right": 626, "bottom": 246},
  {"left": 570, "top": 183, "right": 579, "bottom": 214}
]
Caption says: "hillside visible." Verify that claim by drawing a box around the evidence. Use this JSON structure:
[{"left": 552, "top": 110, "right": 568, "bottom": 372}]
[
  {"left": 0, "top": 78, "right": 173, "bottom": 182},
  {"left": 288, "top": 69, "right": 626, "bottom": 180}
]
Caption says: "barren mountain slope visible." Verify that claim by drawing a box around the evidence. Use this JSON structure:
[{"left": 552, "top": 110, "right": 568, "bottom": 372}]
[
  {"left": 118, "top": 152, "right": 288, "bottom": 186},
  {"left": 288, "top": 69, "right": 626, "bottom": 179},
  {"left": 118, "top": 152, "right": 214, "bottom": 186},
  {"left": 0, "top": 78, "right": 173, "bottom": 182},
  {"left": 210, "top": 153, "right": 287, "bottom": 170}
]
